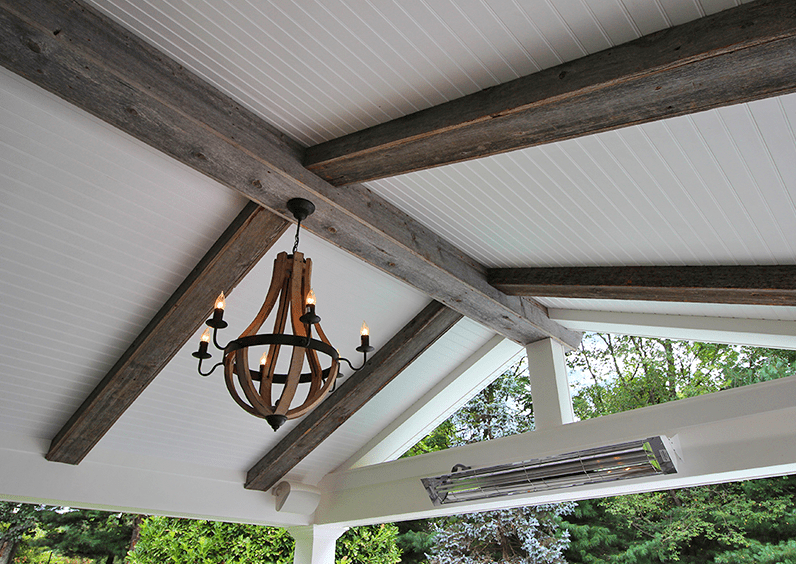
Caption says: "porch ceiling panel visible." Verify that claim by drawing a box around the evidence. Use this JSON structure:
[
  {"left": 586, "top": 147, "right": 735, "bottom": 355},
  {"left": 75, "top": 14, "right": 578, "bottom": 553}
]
[
  {"left": 364, "top": 94, "right": 796, "bottom": 270},
  {"left": 84, "top": 0, "right": 742, "bottom": 146},
  {"left": 0, "top": 66, "right": 246, "bottom": 441}
]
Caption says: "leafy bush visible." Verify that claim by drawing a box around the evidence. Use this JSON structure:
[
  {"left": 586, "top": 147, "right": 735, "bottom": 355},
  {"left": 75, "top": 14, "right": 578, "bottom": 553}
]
[{"left": 128, "top": 516, "right": 400, "bottom": 564}]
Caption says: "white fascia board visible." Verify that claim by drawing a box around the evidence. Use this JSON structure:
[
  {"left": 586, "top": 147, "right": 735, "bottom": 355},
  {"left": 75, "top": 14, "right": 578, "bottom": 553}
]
[
  {"left": 549, "top": 309, "right": 796, "bottom": 350},
  {"left": 343, "top": 335, "right": 523, "bottom": 470},
  {"left": 315, "top": 375, "right": 796, "bottom": 526},
  {"left": 0, "top": 430, "right": 307, "bottom": 527}
]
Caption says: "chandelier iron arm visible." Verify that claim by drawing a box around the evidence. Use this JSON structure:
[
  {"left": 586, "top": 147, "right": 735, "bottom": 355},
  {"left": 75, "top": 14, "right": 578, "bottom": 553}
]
[{"left": 197, "top": 358, "right": 224, "bottom": 377}]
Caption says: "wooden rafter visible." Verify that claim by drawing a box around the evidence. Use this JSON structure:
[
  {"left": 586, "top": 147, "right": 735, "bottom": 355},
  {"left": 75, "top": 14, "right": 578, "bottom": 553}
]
[
  {"left": 46, "top": 203, "right": 289, "bottom": 464},
  {"left": 488, "top": 266, "right": 796, "bottom": 305},
  {"left": 304, "top": 0, "right": 796, "bottom": 185},
  {"left": 245, "top": 301, "right": 463, "bottom": 492},
  {"left": 0, "top": 0, "right": 579, "bottom": 349}
]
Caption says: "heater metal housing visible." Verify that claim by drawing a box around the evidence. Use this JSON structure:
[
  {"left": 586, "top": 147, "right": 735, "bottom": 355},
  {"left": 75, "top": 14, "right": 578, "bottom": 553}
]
[{"left": 422, "top": 436, "right": 678, "bottom": 506}]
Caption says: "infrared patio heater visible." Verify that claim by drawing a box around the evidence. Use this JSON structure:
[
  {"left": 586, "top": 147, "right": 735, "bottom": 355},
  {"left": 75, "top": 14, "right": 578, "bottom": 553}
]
[
  {"left": 422, "top": 436, "right": 679, "bottom": 505},
  {"left": 192, "top": 198, "right": 373, "bottom": 431}
]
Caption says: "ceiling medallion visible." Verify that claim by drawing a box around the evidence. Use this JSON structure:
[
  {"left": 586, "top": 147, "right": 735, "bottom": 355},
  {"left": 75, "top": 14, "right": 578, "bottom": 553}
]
[{"left": 193, "top": 198, "right": 374, "bottom": 431}]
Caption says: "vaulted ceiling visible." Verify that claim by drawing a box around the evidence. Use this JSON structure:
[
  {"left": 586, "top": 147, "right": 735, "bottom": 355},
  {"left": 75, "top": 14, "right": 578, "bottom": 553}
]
[{"left": 1, "top": 0, "right": 795, "bottom": 527}]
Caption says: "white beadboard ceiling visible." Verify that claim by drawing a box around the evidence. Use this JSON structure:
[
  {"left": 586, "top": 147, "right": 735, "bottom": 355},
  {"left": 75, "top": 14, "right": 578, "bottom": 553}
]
[
  {"left": 2, "top": 0, "right": 795, "bottom": 527},
  {"left": 0, "top": 66, "right": 247, "bottom": 440},
  {"left": 367, "top": 95, "right": 796, "bottom": 269},
  {"left": 84, "top": 0, "right": 747, "bottom": 145}
]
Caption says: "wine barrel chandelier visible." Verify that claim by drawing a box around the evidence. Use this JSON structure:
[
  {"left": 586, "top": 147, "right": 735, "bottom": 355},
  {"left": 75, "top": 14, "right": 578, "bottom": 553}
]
[{"left": 193, "top": 198, "right": 373, "bottom": 431}]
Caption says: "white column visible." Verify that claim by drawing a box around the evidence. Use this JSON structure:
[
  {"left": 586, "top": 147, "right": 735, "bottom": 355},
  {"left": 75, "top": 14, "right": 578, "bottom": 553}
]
[
  {"left": 526, "top": 338, "right": 574, "bottom": 430},
  {"left": 287, "top": 525, "right": 348, "bottom": 564}
]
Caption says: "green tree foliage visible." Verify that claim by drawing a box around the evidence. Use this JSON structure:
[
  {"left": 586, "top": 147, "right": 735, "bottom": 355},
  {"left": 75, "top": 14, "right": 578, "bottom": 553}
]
[
  {"left": 128, "top": 515, "right": 400, "bottom": 564},
  {"left": 568, "top": 334, "right": 796, "bottom": 419},
  {"left": 0, "top": 502, "right": 42, "bottom": 564},
  {"left": 563, "top": 333, "right": 796, "bottom": 564},
  {"left": 394, "top": 521, "right": 436, "bottom": 564},
  {"left": 35, "top": 509, "right": 134, "bottom": 564},
  {"left": 430, "top": 505, "right": 574, "bottom": 564},
  {"left": 335, "top": 523, "right": 401, "bottom": 564},
  {"left": 128, "top": 517, "right": 294, "bottom": 564}
]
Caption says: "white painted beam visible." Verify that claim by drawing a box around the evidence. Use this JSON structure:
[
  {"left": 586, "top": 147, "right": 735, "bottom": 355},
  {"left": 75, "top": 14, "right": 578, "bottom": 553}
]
[
  {"left": 315, "top": 375, "right": 796, "bottom": 526},
  {"left": 343, "top": 335, "right": 523, "bottom": 469},
  {"left": 549, "top": 309, "right": 796, "bottom": 350},
  {"left": 526, "top": 339, "right": 574, "bottom": 430},
  {"left": 0, "top": 430, "right": 305, "bottom": 527}
]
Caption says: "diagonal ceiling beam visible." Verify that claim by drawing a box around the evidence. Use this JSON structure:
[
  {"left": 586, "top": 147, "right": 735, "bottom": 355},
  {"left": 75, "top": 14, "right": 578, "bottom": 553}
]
[
  {"left": 245, "top": 300, "right": 463, "bottom": 492},
  {"left": 0, "top": 0, "right": 579, "bottom": 350},
  {"left": 488, "top": 266, "right": 796, "bottom": 306},
  {"left": 304, "top": 0, "right": 796, "bottom": 186},
  {"left": 45, "top": 203, "right": 289, "bottom": 464}
]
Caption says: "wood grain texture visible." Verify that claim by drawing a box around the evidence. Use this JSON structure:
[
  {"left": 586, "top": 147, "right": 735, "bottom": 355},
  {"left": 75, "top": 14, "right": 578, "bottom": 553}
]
[
  {"left": 244, "top": 301, "right": 463, "bottom": 492},
  {"left": 0, "top": 0, "right": 579, "bottom": 349},
  {"left": 304, "top": 0, "right": 796, "bottom": 185},
  {"left": 46, "top": 203, "right": 289, "bottom": 464},
  {"left": 489, "top": 266, "right": 796, "bottom": 305}
]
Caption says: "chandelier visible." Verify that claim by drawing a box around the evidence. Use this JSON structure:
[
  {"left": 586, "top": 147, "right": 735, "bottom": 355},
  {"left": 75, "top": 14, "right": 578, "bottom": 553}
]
[{"left": 193, "top": 198, "right": 373, "bottom": 431}]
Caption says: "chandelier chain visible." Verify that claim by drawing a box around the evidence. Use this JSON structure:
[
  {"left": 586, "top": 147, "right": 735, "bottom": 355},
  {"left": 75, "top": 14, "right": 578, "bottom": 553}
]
[{"left": 292, "top": 220, "right": 301, "bottom": 254}]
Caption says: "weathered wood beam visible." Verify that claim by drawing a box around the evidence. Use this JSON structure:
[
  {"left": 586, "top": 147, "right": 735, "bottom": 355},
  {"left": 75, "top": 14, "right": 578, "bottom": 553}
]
[
  {"left": 245, "top": 301, "right": 463, "bottom": 492},
  {"left": 0, "top": 0, "right": 579, "bottom": 349},
  {"left": 304, "top": 0, "right": 796, "bottom": 185},
  {"left": 46, "top": 203, "right": 289, "bottom": 464},
  {"left": 489, "top": 266, "right": 796, "bottom": 305}
]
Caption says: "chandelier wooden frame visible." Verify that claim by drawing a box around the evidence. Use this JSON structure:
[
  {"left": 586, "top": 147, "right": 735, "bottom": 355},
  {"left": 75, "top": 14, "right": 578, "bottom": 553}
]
[{"left": 223, "top": 250, "right": 339, "bottom": 431}]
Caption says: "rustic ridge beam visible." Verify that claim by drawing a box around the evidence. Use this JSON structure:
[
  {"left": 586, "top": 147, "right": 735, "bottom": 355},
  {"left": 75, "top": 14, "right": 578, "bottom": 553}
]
[
  {"left": 245, "top": 301, "right": 462, "bottom": 492},
  {"left": 304, "top": 0, "right": 796, "bottom": 186},
  {"left": 0, "top": 0, "right": 579, "bottom": 349},
  {"left": 489, "top": 266, "right": 796, "bottom": 305},
  {"left": 46, "top": 203, "right": 289, "bottom": 464}
]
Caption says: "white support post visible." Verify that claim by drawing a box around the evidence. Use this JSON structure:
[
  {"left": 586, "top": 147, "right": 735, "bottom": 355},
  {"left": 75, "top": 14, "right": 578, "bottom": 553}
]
[
  {"left": 526, "top": 338, "right": 574, "bottom": 430},
  {"left": 287, "top": 525, "right": 348, "bottom": 564}
]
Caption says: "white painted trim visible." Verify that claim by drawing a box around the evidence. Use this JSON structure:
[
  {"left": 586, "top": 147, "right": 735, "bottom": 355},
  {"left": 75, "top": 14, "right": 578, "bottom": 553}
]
[
  {"left": 0, "top": 431, "right": 307, "bottom": 527},
  {"left": 342, "top": 336, "right": 523, "bottom": 469},
  {"left": 315, "top": 375, "right": 796, "bottom": 526},
  {"left": 549, "top": 309, "right": 796, "bottom": 349}
]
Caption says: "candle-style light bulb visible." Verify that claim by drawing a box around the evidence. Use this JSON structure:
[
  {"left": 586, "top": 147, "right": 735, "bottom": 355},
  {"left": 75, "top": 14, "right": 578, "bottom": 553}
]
[
  {"left": 208, "top": 291, "right": 228, "bottom": 328},
  {"left": 357, "top": 321, "right": 373, "bottom": 352},
  {"left": 260, "top": 351, "right": 268, "bottom": 366},
  {"left": 193, "top": 327, "right": 213, "bottom": 360},
  {"left": 300, "top": 288, "right": 321, "bottom": 324}
]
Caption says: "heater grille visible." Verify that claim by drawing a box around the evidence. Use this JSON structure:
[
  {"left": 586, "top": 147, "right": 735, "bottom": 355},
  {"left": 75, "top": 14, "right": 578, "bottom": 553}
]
[{"left": 421, "top": 436, "right": 677, "bottom": 505}]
